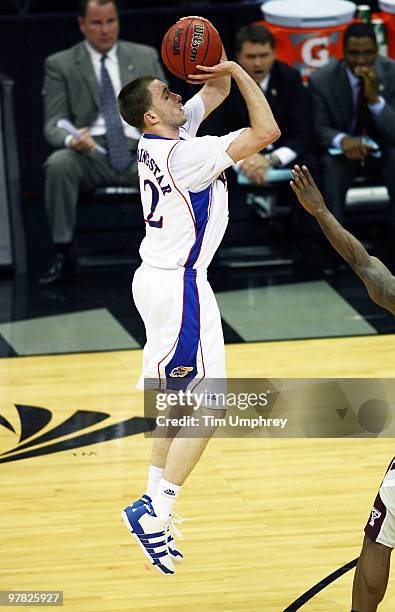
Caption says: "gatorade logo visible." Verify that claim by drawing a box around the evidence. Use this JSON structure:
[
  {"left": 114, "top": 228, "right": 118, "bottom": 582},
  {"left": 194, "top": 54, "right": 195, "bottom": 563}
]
[
  {"left": 288, "top": 31, "right": 342, "bottom": 76},
  {"left": 301, "top": 36, "right": 329, "bottom": 68}
]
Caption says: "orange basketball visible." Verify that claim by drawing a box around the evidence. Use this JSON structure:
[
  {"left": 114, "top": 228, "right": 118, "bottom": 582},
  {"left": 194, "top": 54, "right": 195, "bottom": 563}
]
[{"left": 161, "top": 16, "right": 222, "bottom": 80}]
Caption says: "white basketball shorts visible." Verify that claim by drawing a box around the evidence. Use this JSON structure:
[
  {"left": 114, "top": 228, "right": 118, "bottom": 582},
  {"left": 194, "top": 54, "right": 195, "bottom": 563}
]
[
  {"left": 132, "top": 263, "right": 226, "bottom": 391},
  {"left": 365, "top": 456, "right": 395, "bottom": 548}
]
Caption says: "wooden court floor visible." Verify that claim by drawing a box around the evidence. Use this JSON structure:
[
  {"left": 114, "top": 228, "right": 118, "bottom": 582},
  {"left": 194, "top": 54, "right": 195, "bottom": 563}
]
[{"left": 1, "top": 334, "right": 394, "bottom": 611}]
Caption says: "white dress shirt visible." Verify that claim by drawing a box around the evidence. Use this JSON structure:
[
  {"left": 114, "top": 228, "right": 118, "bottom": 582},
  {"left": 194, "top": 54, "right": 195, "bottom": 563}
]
[{"left": 65, "top": 41, "right": 140, "bottom": 147}]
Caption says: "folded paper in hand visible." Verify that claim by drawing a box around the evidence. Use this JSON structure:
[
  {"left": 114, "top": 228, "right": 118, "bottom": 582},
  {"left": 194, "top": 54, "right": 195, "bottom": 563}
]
[{"left": 57, "top": 119, "right": 107, "bottom": 155}]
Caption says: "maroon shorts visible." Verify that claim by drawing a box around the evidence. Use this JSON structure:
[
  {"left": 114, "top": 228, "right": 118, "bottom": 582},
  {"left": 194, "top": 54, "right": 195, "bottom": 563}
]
[{"left": 365, "top": 456, "right": 395, "bottom": 548}]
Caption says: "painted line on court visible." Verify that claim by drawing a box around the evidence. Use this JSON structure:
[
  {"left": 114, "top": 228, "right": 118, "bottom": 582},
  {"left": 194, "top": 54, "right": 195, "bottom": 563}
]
[{"left": 283, "top": 557, "right": 359, "bottom": 611}]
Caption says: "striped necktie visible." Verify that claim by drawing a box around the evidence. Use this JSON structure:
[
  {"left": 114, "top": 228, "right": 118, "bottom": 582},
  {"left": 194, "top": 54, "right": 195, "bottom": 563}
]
[{"left": 100, "top": 54, "right": 132, "bottom": 174}]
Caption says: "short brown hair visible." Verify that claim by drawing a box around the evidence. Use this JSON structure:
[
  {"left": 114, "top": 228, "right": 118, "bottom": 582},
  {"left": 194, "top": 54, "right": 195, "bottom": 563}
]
[
  {"left": 235, "top": 24, "right": 275, "bottom": 54},
  {"left": 79, "top": 0, "right": 119, "bottom": 17},
  {"left": 118, "top": 76, "right": 156, "bottom": 131}
]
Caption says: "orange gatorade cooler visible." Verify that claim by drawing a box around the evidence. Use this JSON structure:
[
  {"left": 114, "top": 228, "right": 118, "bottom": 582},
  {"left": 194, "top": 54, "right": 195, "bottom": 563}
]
[
  {"left": 258, "top": 0, "right": 356, "bottom": 79},
  {"left": 379, "top": 0, "right": 395, "bottom": 58}
]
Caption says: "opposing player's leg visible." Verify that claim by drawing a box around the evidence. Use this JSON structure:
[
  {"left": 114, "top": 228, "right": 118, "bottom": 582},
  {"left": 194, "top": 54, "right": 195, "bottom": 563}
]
[
  {"left": 351, "top": 534, "right": 392, "bottom": 612},
  {"left": 352, "top": 458, "right": 395, "bottom": 610}
]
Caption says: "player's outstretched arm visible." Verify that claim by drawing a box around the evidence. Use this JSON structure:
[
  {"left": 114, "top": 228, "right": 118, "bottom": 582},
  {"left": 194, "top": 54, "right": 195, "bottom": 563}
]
[
  {"left": 291, "top": 164, "right": 395, "bottom": 315},
  {"left": 189, "top": 61, "right": 280, "bottom": 162}
]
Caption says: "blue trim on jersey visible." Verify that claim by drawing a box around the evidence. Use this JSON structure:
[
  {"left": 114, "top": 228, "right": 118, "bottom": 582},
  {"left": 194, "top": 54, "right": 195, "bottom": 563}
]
[
  {"left": 185, "top": 186, "right": 211, "bottom": 268},
  {"left": 164, "top": 268, "right": 199, "bottom": 390},
  {"left": 143, "top": 134, "right": 176, "bottom": 140}
]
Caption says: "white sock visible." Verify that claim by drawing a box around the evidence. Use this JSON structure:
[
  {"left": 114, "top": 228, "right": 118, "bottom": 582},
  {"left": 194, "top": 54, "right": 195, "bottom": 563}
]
[
  {"left": 153, "top": 478, "right": 182, "bottom": 519},
  {"left": 145, "top": 465, "right": 164, "bottom": 500}
]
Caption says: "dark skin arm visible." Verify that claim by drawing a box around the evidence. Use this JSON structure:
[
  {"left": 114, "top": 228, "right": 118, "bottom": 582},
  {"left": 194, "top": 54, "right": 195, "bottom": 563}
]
[{"left": 290, "top": 164, "right": 395, "bottom": 315}]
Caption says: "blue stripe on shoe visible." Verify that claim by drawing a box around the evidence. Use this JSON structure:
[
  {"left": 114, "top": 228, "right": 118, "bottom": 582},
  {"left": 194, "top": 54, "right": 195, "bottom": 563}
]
[
  {"left": 145, "top": 541, "right": 165, "bottom": 546},
  {"left": 153, "top": 561, "right": 174, "bottom": 574},
  {"left": 145, "top": 550, "right": 169, "bottom": 559},
  {"left": 129, "top": 494, "right": 152, "bottom": 511},
  {"left": 135, "top": 530, "right": 165, "bottom": 538},
  {"left": 168, "top": 547, "right": 183, "bottom": 558},
  {"left": 142, "top": 540, "right": 166, "bottom": 548},
  {"left": 124, "top": 506, "right": 147, "bottom": 527}
]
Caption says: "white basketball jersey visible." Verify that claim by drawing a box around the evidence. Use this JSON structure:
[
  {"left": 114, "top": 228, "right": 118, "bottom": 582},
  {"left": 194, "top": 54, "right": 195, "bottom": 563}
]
[{"left": 137, "top": 94, "right": 244, "bottom": 270}]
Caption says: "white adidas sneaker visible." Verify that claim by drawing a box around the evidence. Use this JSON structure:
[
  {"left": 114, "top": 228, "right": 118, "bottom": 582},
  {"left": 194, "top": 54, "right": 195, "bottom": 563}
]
[{"left": 121, "top": 502, "right": 175, "bottom": 575}]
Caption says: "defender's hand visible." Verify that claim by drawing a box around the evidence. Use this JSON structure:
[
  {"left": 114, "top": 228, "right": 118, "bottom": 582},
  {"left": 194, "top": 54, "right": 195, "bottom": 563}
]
[{"left": 290, "top": 165, "right": 326, "bottom": 216}]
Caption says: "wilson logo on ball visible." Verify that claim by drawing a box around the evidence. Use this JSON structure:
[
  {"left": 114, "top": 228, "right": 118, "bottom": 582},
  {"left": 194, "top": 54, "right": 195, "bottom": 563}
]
[
  {"left": 189, "top": 24, "right": 205, "bottom": 63},
  {"left": 161, "top": 16, "right": 222, "bottom": 80}
]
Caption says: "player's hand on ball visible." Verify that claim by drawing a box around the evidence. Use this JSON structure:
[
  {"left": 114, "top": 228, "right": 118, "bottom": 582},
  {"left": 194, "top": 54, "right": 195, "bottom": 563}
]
[
  {"left": 290, "top": 165, "right": 326, "bottom": 216},
  {"left": 187, "top": 60, "right": 238, "bottom": 83}
]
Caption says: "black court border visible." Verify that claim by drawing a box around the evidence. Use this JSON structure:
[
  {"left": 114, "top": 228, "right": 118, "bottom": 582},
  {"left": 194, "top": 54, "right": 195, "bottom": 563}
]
[{"left": 283, "top": 557, "right": 358, "bottom": 611}]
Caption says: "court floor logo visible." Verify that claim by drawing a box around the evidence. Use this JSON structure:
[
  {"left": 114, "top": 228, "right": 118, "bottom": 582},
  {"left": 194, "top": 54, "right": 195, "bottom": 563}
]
[{"left": 0, "top": 405, "right": 154, "bottom": 464}]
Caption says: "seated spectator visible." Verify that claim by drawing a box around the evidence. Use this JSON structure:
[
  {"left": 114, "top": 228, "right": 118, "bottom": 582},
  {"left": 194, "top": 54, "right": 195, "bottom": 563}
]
[
  {"left": 309, "top": 22, "right": 395, "bottom": 255},
  {"left": 200, "top": 24, "right": 319, "bottom": 251},
  {"left": 39, "top": 0, "right": 165, "bottom": 285}
]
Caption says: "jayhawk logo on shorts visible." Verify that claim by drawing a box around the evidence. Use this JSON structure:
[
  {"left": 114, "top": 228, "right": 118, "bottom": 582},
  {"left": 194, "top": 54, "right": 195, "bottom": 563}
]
[{"left": 169, "top": 366, "right": 194, "bottom": 378}]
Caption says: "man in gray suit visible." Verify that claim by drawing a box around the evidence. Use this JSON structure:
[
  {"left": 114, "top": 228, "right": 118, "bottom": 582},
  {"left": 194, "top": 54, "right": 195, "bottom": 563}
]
[
  {"left": 309, "top": 22, "right": 395, "bottom": 255},
  {"left": 40, "top": 0, "right": 165, "bottom": 285}
]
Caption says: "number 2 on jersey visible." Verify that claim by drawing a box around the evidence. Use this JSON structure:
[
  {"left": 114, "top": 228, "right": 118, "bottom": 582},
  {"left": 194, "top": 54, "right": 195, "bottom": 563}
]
[{"left": 144, "top": 179, "right": 163, "bottom": 228}]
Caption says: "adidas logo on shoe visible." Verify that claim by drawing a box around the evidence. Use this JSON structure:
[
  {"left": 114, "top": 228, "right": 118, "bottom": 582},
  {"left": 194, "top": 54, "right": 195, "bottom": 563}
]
[{"left": 164, "top": 489, "right": 176, "bottom": 496}]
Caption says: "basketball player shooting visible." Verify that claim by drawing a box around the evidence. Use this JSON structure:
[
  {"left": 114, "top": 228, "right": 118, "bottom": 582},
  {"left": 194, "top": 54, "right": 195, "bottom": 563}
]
[
  {"left": 117, "top": 20, "right": 280, "bottom": 576},
  {"left": 291, "top": 164, "right": 395, "bottom": 611}
]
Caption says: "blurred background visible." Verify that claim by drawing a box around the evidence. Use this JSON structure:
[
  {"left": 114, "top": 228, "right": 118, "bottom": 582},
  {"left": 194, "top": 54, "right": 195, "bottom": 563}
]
[{"left": 0, "top": 0, "right": 394, "bottom": 359}]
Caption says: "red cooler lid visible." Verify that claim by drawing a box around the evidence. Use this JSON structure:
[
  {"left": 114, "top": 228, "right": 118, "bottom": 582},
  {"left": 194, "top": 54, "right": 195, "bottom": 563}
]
[{"left": 262, "top": 0, "right": 356, "bottom": 28}]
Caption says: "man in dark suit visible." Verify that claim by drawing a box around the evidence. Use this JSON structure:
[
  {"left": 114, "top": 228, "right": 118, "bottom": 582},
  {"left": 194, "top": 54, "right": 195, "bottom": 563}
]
[
  {"left": 309, "top": 22, "right": 395, "bottom": 252},
  {"left": 40, "top": 0, "right": 166, "bottom": 285}
]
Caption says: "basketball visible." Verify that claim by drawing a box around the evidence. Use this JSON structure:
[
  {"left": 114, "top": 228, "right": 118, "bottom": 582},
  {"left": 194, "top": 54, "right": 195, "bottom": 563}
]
[{"left": 161, "top": 16, "right": 222, "bottom": 80}]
